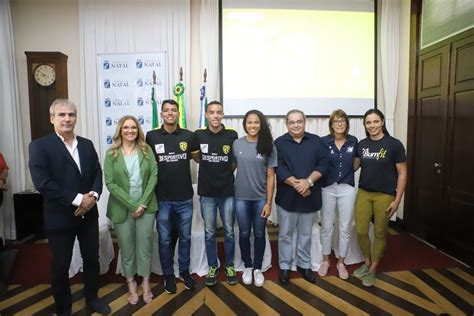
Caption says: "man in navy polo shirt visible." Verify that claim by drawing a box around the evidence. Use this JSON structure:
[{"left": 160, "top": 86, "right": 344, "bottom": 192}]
[
  {"left": 146, "top": 99, "right": 199, "bottom": 293},
  {"left": 274, "top": 109, "right": 329, "bottom": 284},
  {"left": 192, "top": 101, "right": 238, "bottom": 286}
]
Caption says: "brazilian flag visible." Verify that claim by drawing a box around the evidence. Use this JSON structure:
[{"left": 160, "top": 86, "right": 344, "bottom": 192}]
[{"left": 173, "top": 82, "right": 186, "bottom": 128}]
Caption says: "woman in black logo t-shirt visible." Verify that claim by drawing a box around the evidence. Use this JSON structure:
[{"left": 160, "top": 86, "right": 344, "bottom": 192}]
[{"left": 352, "top": 109, "right": 407, "bottom": 287}]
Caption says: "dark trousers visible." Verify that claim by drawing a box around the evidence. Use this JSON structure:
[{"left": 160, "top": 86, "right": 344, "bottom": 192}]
[{"left": 47, "top": 217, "right": 99, "bottom": 315}]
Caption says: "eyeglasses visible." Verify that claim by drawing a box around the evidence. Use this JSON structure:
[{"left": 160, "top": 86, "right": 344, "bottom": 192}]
[
  {"left": 287, "top": 120, "right": 304, "bottom": 126},
  {"left": 332, "top": 119, "right": 346, "bottom": 126}
]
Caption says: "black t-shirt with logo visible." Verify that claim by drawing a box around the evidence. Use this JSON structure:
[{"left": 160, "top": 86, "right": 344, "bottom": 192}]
[
  {"left": 194, "top": 125, "right": 238, "bottom": 197},
  {"left": 146, "top": 126, "right": 198, "bottom": 201},
  {"left": 356, "top": 135, "right": 406, "bottom": 196}
]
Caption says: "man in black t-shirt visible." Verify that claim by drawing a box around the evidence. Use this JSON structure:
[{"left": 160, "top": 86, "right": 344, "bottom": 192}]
[
  {"left": 192, "top": 101, "right": 238, "bottom": 287},
  {"left": 146, "top": 100, "right": 199, "bottom": 293}
]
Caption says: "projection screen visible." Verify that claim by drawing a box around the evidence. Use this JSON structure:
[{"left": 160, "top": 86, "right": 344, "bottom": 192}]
[{"left": 221, "top": 0, "right": 375, "bottom": 116}]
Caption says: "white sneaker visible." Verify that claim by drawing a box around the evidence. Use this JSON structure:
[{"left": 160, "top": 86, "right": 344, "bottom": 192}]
[
  {"left": 336, "top": 262, "right": 349, "bottom": 280},
  {"left": 242, "top": 268, "right": 253, "bottom": 285},
  {"left": 253, "top": 269, "right": 265, "bottom": 287},
  {"left": 318, "top": 261, "right": 330, "bottom": 277}
]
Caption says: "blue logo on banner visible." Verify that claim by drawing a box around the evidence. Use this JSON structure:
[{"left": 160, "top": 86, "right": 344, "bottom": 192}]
[
  {"left": 106, "top": 135, "right": 113, "bottom": 144},
  {"left": 103, "top": 60, "right": 110, "bottom": 69},
  {"left": 137, "top": 98, "right": 144, "bottom": 106},
  {"left": 136, "top": 79, "right": 143, "bottom": 87},
  {"left": 136, "top": 59, "right": 143, "bottom": 68},
  {"left": 104, "top": 79, "right": 111, "bottom": 88},
  {"left": 104, "top": 98, "right": 111, "bottom": 107},
  {"left": 105, "top": 117, "right": 112, "bottom": 126},
  {"left": 138, "top": 116, "right": 145, "bottom": 125}
]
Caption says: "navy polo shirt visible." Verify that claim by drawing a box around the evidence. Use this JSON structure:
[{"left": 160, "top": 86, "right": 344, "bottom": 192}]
[
  {"left": 146, "top": 126, "right": 198, "bottom": 201},
  {"left": 274, "top": 132, "right": 329, "bottom": 213},
  {"left": 321, "top": 134, "right": 358, "bottom": 187},
  {"left": 194, "top": 125, "right": 238, "bottom": 197}
]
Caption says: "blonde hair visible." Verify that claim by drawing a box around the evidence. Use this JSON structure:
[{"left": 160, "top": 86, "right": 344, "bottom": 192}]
[{"left": 109, "top": 116, "right": 149, "bottom": 159}]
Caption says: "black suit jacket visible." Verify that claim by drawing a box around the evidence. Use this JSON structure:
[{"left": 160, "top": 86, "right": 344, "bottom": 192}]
[{"left": 29, "top": 133, "right": 103, "bottom": 231}]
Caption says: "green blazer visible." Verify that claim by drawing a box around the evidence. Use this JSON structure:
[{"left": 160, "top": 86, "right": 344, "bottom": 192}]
[{"left": 104, "top": 145, "right": 158, "bottom": 224}]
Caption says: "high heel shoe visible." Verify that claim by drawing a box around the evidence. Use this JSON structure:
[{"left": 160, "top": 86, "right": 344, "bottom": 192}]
[
  {"left": 127, "top": 280, "right": 139, "bottom": 305},
  {"left": 142, "top": 281, "right": 153, "bottom": 304}
]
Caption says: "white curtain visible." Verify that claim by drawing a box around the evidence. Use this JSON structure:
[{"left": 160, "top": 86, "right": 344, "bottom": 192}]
[
  {"left": 224, "top": 117, "right": 365, "bottom": 142},
  {"left": 200, "top": 0, "right": 220, "bottom": 101},
  {"left": 379, "top": 0, "right": 401, "bottom": 135},
  {"left": 78, "top": 0, "right": 191, "bottom": 149},
  {"left": 0, "top": 0, "right": 27, "bottom": 240}
]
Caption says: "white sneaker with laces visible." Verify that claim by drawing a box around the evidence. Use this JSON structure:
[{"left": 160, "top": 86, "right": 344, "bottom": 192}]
[
  {"left": 253, "top": 269, "right": 265, "bottom": 287},
  {"left": 242, "top": 268, "right": 253, "bottom": 285}
]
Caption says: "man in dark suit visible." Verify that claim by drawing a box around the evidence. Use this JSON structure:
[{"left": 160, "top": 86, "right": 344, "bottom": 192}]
[{"left": 29, "top": 99, "right": 110, "bottom": 315}]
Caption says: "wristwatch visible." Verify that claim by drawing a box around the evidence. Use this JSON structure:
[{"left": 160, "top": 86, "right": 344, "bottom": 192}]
[{"left": 307, "top": 178, "right": 314, "bottom": 187}]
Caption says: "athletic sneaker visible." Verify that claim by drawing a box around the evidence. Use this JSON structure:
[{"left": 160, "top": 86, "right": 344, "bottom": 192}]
[
  {"left": 336, "top": 263, "right": 349, "bottom": 280},
  {"left": 353, "top": 264, "right": 370, "bottom": 279},
  {"left": 225, "top": 266, "right": 238, "bottom": 285},
  {"left": 242, "top": 268, "right": 253, "bottom": 285},
  {"left": 362, "top": 271, "right": 376, "bottom": 287},
  {"left": 180, "top": 271, "right": 196, "bottom": 289},
  {"left": 253, "top": 269, "right": 265, "bottom": 287},
  {"left": 205, "top": 266, "right": 219, "bottom": 287},
  {"left": 318, "top": 261, "right": 330, "bottom": 277},
  {"left": 164, "top": 275, "right": 177, "bottom": 294}
]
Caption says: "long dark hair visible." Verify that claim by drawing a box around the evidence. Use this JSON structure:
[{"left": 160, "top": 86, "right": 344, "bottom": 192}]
[
  {"left": 243, "top": 110, "right": 274, "bottom": 157},
  {"left": 363, "top": 108, "right": 390, "bottom": 137}
]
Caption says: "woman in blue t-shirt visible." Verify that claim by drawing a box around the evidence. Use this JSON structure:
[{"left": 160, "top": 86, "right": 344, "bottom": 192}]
[
  {"left": 233, "top": 110, "right": 277, "bottom": 287},
  {"left": 353, "top": 109, "right": 407, "bottom": 287},
  {"left": 318, "top": 109, "right": 358, "bottom": 280}
]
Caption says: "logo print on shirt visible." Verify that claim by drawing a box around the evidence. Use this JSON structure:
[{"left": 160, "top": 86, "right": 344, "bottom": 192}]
[
  {"left": 361, "top": 148, "right": 387, "bottom": 160},
  {"left": 223, "top": 145, "right": 230, "bottom": 155},
  {"left": 179, "top": 142, "right": 188, "bottom": 152},
  {"left": 200, "top": 144, "right": 208, "bottom": 154},
  {"left": 155, "top": 144, "right": 165, "bottom": 154},
  {"left": 347, "top": 146, "right": 354, "bottom": 153}
]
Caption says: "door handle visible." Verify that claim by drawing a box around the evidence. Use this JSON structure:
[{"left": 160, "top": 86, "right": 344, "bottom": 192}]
[{"left": 433, "top": 162, "right": 442, "bottom": 168}]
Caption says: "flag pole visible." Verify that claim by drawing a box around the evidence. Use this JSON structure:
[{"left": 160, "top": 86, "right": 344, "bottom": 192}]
[
  {"left": 151, "top": 70, "right": 159, "bottom": 129},
  {"left": 199, "top": 69, "right": 208, "bottom": 129}
]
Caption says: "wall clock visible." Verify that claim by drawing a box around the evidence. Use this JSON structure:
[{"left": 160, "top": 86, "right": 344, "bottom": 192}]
[{"left": 25, "top": 52, "right": 68, "bottom": 140}]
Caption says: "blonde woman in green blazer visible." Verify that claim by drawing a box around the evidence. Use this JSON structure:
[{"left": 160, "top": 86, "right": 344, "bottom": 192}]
[{"left": 104, "top": 116, "right": 157, "bottom": 305}]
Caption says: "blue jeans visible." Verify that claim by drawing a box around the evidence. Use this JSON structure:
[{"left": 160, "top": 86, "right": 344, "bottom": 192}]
[
  {"left": 235, "top": 198, "right": 267, "bottom": 269},
  {"left": 156, "top": 199, "right": 193, "bottom": 275},
  {"left": 200, "top": 196, "right": 235, "bottom": 267}
]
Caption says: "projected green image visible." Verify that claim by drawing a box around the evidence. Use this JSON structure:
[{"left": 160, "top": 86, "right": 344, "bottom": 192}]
[{"left": 223, "top": 9, "right": 374, "bottom": 100}]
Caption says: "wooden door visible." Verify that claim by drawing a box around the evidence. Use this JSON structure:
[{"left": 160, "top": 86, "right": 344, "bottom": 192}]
[
  {"left": 407, "top": 46, "right": 450, "bottom": 245},
  {"left": 407, "top": 31, "right": 474, "bottom": 266},
  {"left": 442, "top": 34, "right": 474, "bottom": 265}
]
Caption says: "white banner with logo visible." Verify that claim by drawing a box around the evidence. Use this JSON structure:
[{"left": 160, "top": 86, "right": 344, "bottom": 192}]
[{"left": 97, "top": 52, "right": 168, "bottom": 159}]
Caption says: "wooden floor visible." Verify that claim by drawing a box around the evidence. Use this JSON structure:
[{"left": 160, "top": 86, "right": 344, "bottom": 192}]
[{"left": 1, "top": 266, "right": 472, "bottom": 315}]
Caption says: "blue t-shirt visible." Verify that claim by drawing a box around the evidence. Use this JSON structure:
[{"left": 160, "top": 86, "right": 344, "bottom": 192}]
[
  {"left": 233, "top": 137, "right": 277, "bottom": 200},
  {"left": 321, "top": 134, "right": 358, "bottom": 187},
  {"left": 356, "top": 135, "right": 406, "bottom": 196}
]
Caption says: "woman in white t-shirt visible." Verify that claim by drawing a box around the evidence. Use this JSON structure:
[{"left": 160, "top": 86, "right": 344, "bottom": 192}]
[{"left": 233, "top": 110, "right": 277, "bottom": 287}]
